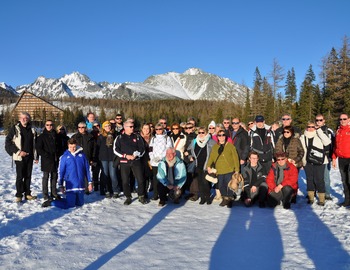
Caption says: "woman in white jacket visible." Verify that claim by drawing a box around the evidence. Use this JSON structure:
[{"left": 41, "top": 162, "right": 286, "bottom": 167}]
[
  {"left": 169, "top": 123, "right": 187, "bottom": 159},
  {"left": 300, "top": 121, "right": 331, "bottom": 206},
  {"left": 149, "top": 123, "right": 173, "bottom": 200}
]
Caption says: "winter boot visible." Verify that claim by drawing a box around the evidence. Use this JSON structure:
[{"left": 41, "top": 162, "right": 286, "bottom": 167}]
[
  {"left": 317, "top": 193, "right": 325, "bottom": 206},
  {"left": 307, "top": 191, "right": 315, "bottom": 204},
  {"left": 138, "top": 195, "right": 147, "bottom": 205},
  {"left": 219, "top": 196, "right": 229, "bottom": 207}
]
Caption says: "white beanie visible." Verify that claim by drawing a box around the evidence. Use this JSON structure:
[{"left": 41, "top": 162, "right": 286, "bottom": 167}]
[{"left": 208, "top": 120, "right": 216, "bottom": 129}]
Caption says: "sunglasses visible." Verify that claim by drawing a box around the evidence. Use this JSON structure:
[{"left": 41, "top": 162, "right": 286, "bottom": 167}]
[
  {"left": 185, "top": 127, "right": 193, "bottom": 129},
  {"left": 283, "top": 131, "right": 290, "bottom": 134},
  {"left": 232, "top": 122, "right": 240, "bottom": 125},
  {"left": 277, "top": 158, "right": 286, "bottom": 161},
  {"left": 248, "top": 122, "right": 253, "bottom": 125},
  {"left": 160, "top": 122, "right": 167, "bottom": 124},
  {"left": 172, "top": 128, "right": 179, "bottom": 130},
  {"left": 209, "top": 127, "right": 215, "bottom": 129},
  {"left": 46, "top": 124, "right": 53, "bottom": 126},
  {"left": 126, "top": 126, "right": 134, "bottom": 128},
  {"left": 282, "top": 118, "right": 291, "bottom": 121},
  {"left": 223, "top": 122, "right": 230, "bottom": 124},
  {"left": 155, "top": 128, "right": 163, "bottom": 131},
  {"left": 78, "top": 126, "right": 86, "bottom": 128},
  {"left": 217, "top": 134, "right": 225, "bottom": 137},
  {"left": 198, "top": 132, "right": 205, "bottom": 134},
  {"left": 116, "top": 117, "right": 122, "bottom": 120},
  {"left": 339, "top": 118, "right": 348, "bottom": 121},
  {"left": 315, "top": 119, "right": 324, "bottom": 122},
  {"left": 307, "top": 126, "right": 316, "bottom": 129}
]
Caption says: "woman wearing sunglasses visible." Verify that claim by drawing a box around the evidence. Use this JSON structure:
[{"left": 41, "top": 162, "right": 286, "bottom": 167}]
[
  {"left": 186, "top": 127, "right": 216, "bottom": 204},
  {"left": 207, "top": 130, "right": 240, "bottom": 207},
  {"left": 300, "top": 121, "right": 331, "bottom": 206}
]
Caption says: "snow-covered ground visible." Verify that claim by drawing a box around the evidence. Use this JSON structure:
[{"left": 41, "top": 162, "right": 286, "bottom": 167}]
[{"left": 0, "top": 135, "right": 350, "bottom": 270}]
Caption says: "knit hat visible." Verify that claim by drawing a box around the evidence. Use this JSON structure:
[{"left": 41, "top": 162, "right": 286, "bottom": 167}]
[{"left": 208, "top": 120, "right": 216, "bottom": 129}]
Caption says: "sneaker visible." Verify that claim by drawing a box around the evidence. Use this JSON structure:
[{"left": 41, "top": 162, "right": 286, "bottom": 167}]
[
  {"left": 105, "top": 192, "right": 112, "bottom": 199},
  {"left": 158, "top": 200, "right": 166, "bottom": 207},
  {"left": 26, "top": 195, "right": 37, "bottom": 200},
  {"left": 124, "top": 197, "right": 132, "bottom": 205},
  {"left": 112, "top": 193, "right": 120, "bottom": 199},
  {"left": 15, "top": 197, "right": 22, "bottom": 203}
]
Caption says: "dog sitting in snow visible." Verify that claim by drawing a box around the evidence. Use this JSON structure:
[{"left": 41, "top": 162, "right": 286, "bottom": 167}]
[{"left": 228, "top": 172, "right": 244, "bottom": 193}]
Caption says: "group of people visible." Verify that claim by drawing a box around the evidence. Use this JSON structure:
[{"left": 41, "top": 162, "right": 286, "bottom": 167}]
[{"left": 5, "top": 111, "right": 350, "bottom": 210}]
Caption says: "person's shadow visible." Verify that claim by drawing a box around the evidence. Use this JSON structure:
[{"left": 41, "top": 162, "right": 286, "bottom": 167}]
[
  {"left": 295, "top": 169, "right": 350, "bottom": 269},
  {"left": 84, "top": 201, "right": 184, "bottom": 270},
  {"left": 209, "top": 204, "right": 283, "bottom": 269}
]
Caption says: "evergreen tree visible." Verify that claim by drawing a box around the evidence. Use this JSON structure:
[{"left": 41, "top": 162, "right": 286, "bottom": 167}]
[
  {"left": 262, "top": 77, "right": 274, "bottom": 123},
  {"left": 284, "top": 68, "right": 297, "bottom": 117},
  {"left": 251, "top": 67, "right": 263, "bottom": 117},
  {"left": 297, "top": 65, "right": 318, "bottom": 125},
  {"left": 242, "top": 86, "right": 251, "bottom": 123}
]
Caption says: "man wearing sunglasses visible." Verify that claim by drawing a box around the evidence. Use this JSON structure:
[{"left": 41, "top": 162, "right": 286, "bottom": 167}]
[
  {"left": 315, "top": 114, "right": 334, "bottom": 200},
  {"left": 332, "top": 113, "right": 350, "bottom": 207},
  {"left": 231, "top": 117, "right": 249, "bottom": 172},
  {"left": 114, "top": 120, "right": 147, "bottom": 205},
  {"left": 36, "top": 120, "right": 61, "bottom": 202},
  {"left": 274, "top": 113, "right": 301, "bottom": 144}
]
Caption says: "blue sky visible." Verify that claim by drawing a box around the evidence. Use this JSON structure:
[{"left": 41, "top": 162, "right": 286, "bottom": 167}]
[{"left": 1, "top": 0, "right": 349, "bottom": 93}]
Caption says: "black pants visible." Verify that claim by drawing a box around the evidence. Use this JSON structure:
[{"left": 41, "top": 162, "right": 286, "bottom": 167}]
[
  {"left": 151, "top": 166, "right": 159, "bottom": 198},
  {"left": 42, "top": 171, "right": 58, "bottom": 199},
  {"left": 15, "top": 157, "right": 34, "bottom": 198},
  {"left": 267, "top": 185, "right": 294, "bottom": 207},
  {"left": 338, "top": 158, "right": 350, "bottom": 205},
  {"left": 120, "top": 162, "right": 145, "bottom": 198},
  {"left": 241, "top": 182, "right": 268, "bottom": 203},
  {"left": 195, "top": 168, "right": 211, "bottom": 200},
  {"left": 304, "top": 163, "right": 325, "bottom": 193}
]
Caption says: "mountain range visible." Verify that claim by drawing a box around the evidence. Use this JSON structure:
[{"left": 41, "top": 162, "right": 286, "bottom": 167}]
[{"left": 0, "top": 68, "right": 247, "bottom": 103}]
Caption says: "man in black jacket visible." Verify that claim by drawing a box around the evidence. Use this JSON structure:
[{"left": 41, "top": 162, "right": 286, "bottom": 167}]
[
  {"left": 36, "top": 120, "right": 61, "bottom": 201},
  {"left": 231, "top": 117, "right": 249, "bottom": 172},
  {"left": 114, "top": 120, "right": 147, "bottom": 205},
  {"left": 5, "top": 112, "right": 38, "bottom": 202},
  {"left": 72, "top": 122, "right": 95, "bottom": 194}
]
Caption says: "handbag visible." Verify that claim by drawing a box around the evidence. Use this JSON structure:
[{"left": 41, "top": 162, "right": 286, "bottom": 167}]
[
  {"left": 205, "top": 144, "right": 225, "bottom": 183},
  {"left": 113, "top": 155, "right": 121, "bottom": 168}
]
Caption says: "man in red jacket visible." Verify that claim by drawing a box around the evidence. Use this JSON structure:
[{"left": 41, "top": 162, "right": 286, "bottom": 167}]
[
  {"left": 266, "top": 152, "right": 298, "bottom": 209},
  {"left": 332, "top": 113, "right": 350, "bottom": 207}
]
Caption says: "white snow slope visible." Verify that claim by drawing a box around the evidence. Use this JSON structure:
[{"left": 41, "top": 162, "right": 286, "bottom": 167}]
[{"left": 0, "top": 135, "right": 350, "bottom": 270}]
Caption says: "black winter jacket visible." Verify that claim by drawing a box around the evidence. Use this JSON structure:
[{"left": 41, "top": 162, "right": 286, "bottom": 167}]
[
  {"left": 71, "top": 132, "right": 95, "bottom": 162},
  {"left": 232, "top": 127, "right": 249, "bottom": 161},
  {"left": 36, "top": 128, "right": 59, "bottom": 172}
]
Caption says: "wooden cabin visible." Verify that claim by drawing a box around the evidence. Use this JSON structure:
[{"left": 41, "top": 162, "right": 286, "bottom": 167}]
[{"left": 11, "top": 91, "right": 64, "bottom": 126}]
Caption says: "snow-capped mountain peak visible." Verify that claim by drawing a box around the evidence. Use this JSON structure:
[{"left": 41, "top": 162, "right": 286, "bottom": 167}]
[{"left": 183, "top": 68, "right": 205, "bottom": 76}]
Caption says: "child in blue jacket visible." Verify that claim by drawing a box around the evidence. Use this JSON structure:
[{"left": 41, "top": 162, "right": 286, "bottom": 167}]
[{"left": 42, "top": 138, "right": 92, "bottom": 208}]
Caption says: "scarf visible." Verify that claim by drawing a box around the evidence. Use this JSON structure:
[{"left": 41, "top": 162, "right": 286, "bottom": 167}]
[
  {"left": 196, "top": 134, "right": 210, "bottom": 148},
  {"left": 166, "top": 157, "right": 177, "bottom": 185},
  {"left": 276, "top": 163, "right": 287, "bottom": 185}
]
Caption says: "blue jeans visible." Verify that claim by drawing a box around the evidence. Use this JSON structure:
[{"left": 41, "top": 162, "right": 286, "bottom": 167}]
[
  {"left": 324, "top": 162, "right": 331, "bottom": 196},
  {"left": 218, "top": 172, "right": 234, "bottom": 197},
  {"left": 100, "top": 160, "right": 118, "bottom": 194}
]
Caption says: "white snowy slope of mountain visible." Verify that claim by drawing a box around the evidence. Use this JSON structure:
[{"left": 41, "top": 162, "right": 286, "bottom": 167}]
[
  {"left": 10, "top": 68, "right": 247, "bottom": 102},
  {"left": 60, "top": 72, "right": 105, "bottom": 98},
  {"left": 16, "top": 76, "right": 73, "bottom": 98},
  {"left": 0, "top": 82, "right": 18, "bottom": 95}
]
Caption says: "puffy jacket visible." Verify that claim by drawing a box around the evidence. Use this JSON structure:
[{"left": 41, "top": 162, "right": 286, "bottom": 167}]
[
  {"left": 332, "top": 124, "right": 350, "bottom": 159},
  {"left": 157, "top": 156, "right": 187, "bottom": 188},
  {"left": 266, "top": 161, "right": 298, "bottom": 193},
  {"left": 275, "top": 136, "right": 304, "bottom": 168},
  {"left": 58, "top": 147, "right": 91, "bottom": 193},
  {"left": 149, "top": 134, "right": 173, "bottom": 166}
]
